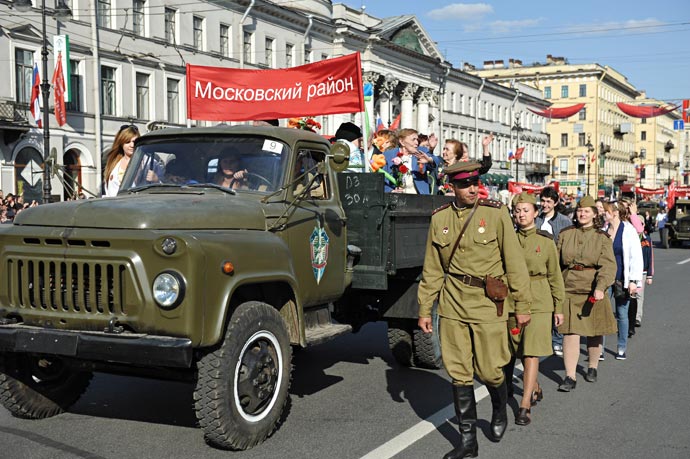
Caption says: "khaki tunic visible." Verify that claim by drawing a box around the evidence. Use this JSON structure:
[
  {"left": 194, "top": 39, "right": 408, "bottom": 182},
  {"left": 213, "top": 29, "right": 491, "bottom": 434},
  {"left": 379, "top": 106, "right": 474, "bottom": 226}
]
[
  {"left": 418, "top": 200, "right": 532, "bottom": 385},
  {"left": 506, "top": 227, "right": 566, "bottom": 357},
  {"left": 556, "top": 225, "right": 617, "bottom": 337}
]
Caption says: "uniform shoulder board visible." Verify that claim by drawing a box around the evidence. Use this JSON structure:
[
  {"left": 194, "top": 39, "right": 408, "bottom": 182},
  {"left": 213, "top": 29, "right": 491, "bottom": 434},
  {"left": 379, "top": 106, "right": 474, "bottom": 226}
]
[
  {"left": 432, "top": 203, "right": 452, "bottom": 215},
  {"left": 478, "top": 198, "right": 503, "bottom": 209},
  {"left": 536, "top": 229, "right": 554, "bottom": 239},
  {"left": 597, "top": 229, "right": 611, "bottom": 238}
]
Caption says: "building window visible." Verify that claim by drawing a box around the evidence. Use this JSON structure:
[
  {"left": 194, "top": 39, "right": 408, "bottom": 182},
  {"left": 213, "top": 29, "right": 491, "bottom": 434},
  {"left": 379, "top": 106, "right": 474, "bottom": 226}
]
[
  {"left": 133, "top": 0, "right": 145, "bottom": 36},
  {"left": 578, "top": 133, "right": 586, "bottom": 146},
  {"left": 14, "top": 48, "right": 33, "bottom": 105},
  {"left": 544, "top": 86, "right": 551, "bottom": 98},
  {"left": 304, "top": 47, "right": 312, "bottom": 64},
  {"left": 459, "top": 94, "right": 465, "bottom": 114},
  {"left": 166, "top": 78, "right": 179, "bottom": 123},
  {"left": 265, "top": 38, "right": 274, "bottom": 67},
  {"left": 641, "top": 118, "right": 647, "bottom": 124},
  {"left": 97, "top": 0, "right": 111, "bottom": 28},
  {"left": 193, "top": 16, "right": 204, "bottom": 51},
  {"left": 243, "top": 31, "right": 253, "bottom": 63},
  {"left": 450, "top": 92, "right": 456, "bottom": 112},
  {"left": 66, "top": 60, "right": 82, "bottom": 112},
  {"left": 100, "top": 66, "right": 116, "bottom": 116},
  {"left": 579, "top": 84, "right": 586, "bottom": 97},
  {"left": 468, "top": 96, "right": 474, "bottom": 116},
  {"left": 579, "top": 108, "right": 586, "bottom": 120},
  {"left": 285, "top": 43, "right": 294, "bottom": 67},
  {"left": 560, "top": 158, "right": 568, "bottom": 175},
  {"left": 641, "top": 131, "right": 647, "bottom": 141},
  {"left": 561, "top": 85, "right": 569, "bottom": 98},
  {"left": 164, "top": 8, "right": 176, "bottom": 44},
  {"left": 220, "top": 24, "right": 230, "bottom": 58},
  {"left": 321, "top": 53, "right": 328, "bottom": 61},
  {"left": 561, "top": 133, "right": 568, "bottom": 147},
  {"left": 135, "top": 72, "right": 149, "bottom": 119},
  {"left": 578, "top": 157, "right": 585, "bottom": 175}
]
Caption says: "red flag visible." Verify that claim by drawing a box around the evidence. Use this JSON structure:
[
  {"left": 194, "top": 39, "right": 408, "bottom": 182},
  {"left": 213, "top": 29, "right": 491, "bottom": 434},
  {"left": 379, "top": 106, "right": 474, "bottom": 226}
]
[
  {"left": 389, "top": 113, "right": 401, "bottom": 130},
  {"left": 30, "top": 63, "right": 42, "bottom": 128},
  {"left": 668, "top": 180, "right": 677, "bottom": 210},
  {"left": 684, "top": 99, "right": 690, "bottom": 123},
  {"left": 186, "top": 53, "right": 364, "bottom": 121},
  {"left": 591, "top": 152, "right": 597, "bottom": 163},
  {"left": 514, "top": 146, "right": 525, "bottom": 160},
  {"left": 52, "top": 52, "right": 67, "bottom": 126}
]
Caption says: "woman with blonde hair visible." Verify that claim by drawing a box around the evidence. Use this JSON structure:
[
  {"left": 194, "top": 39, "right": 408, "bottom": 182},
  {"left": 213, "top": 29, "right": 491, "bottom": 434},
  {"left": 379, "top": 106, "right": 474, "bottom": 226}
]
[{"left": 382, "top": 128, "right": 438, "bottom": 194}]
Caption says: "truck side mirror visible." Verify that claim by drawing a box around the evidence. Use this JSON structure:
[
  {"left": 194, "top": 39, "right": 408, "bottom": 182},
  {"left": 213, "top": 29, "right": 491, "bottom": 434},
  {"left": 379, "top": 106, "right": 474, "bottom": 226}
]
[{"left": 329, "top": 141, "right": 350, "bottom": 172}]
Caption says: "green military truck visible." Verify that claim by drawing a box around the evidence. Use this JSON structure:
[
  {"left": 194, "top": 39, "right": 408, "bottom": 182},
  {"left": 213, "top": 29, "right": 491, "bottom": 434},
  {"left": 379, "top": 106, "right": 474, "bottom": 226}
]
[
  {"left": 0, "top": 126, "right": 446, "bottom": 450},
  {"left": 666, "top": 198, "right": 690, "bottom": 247}
]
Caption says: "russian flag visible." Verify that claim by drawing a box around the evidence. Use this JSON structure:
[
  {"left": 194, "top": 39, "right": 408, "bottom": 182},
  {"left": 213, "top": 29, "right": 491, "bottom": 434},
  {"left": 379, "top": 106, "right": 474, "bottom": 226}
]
[
  {"left": 508, "top": 150, "right": 514, "bottom": 161},
  {"left": 30, "top": 63, "right": 42, "bottom": 128},
  {"left": 375, "top": 114, "right": 384, "bottom": 133}
]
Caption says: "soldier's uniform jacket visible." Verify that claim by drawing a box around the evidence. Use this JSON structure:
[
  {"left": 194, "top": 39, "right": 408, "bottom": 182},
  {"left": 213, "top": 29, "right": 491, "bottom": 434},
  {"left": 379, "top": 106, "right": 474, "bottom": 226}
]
[
  {"left": 505, "top": 227, "right": 565, "bottom": 314},
  {"left": 418, "top": 199, "right": 532, "bottom": 323}
]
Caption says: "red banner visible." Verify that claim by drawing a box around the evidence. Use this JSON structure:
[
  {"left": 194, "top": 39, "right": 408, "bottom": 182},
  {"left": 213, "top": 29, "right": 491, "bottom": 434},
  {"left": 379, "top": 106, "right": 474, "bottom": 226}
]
[
  {"left": 637, "top": 187, "right": 665, "bottom": 196},
  {"left": 186, "top": 53, "right": 364, "bottom": 122},
  {"left": 508, "top": 181, "right": 546, "bottom": 194},
  {"left": 683, "top": 99, "right": 690, "bottom": 123},
  {"left": 52, "top": 52, "right": 67, "bottom": 127}
]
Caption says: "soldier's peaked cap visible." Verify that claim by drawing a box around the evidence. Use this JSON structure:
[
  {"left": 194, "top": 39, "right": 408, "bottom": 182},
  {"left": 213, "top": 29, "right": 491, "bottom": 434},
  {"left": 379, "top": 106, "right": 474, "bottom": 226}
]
[
  {"left": 445, "top": 161, "right": 481, "bottom": 183},
  {"left": 512, "top": 191, "right": 536, "bottom": 206}
]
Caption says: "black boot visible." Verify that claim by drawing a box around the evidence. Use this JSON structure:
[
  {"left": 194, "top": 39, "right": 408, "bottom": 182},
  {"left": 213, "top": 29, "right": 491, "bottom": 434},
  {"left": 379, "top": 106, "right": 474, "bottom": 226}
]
[
  {"left": 503, "top": 358, "right": 516, "bottom": 398},
  {"left": 487, "top": 381, "right": 508, "bottom": 442},
  {"left": 443, "top": 385, "right": 478, "bottom": 459}
]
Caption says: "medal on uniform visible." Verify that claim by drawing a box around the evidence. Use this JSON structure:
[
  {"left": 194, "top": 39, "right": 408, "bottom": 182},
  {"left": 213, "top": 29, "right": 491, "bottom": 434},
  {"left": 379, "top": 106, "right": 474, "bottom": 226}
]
[
  {"left": 442, "top": 226, "right": 449, "bottom": 234},
  {"left": 478, "top": 218, "right": 486, "bottom": 234},
  {"left": 536, "top": 245, "right": 541, "bottom": 253}
]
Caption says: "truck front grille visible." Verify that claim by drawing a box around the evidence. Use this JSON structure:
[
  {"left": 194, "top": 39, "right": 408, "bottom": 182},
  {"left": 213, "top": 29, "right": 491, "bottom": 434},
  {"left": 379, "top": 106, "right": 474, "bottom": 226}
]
[
  {"left": 678, "top": 221, "right": 690, "bottom": 233},
  {"left": 7, "top": 258, "right": 127, "bottom": 315}
]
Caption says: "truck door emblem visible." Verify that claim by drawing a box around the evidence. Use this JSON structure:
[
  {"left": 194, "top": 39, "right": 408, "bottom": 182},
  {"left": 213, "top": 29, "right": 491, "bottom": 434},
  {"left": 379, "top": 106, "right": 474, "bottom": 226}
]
[{"left": 310, "top": 226, "right": 329, "bottom": 284}]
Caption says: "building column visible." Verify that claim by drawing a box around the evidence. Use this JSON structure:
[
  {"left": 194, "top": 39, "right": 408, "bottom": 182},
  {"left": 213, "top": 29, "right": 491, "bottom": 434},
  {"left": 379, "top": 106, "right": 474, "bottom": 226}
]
[
  {"left": 416, "top": 88, "right": 433, "bottom": 135},
  {"left": 400, "top": 83, "right": 418, "bottom": 131},
  {"left": 379, "top": 76, "right": 399, "bottom": 128}
]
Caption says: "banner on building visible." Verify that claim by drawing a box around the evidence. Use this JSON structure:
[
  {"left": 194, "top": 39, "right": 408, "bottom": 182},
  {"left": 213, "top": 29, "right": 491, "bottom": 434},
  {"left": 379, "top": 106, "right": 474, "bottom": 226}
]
[
  {"left": 684, "top": 99, "right": 690, "bottom": 123},
  {"left": 53, "top": 35, "right": 70, "bottom": 102},
  {"left": 186, "top": 53, "right": 364, "bottom": 122},
  {"left": 52, "top": 52, "right": 67, "bottom": 126}
]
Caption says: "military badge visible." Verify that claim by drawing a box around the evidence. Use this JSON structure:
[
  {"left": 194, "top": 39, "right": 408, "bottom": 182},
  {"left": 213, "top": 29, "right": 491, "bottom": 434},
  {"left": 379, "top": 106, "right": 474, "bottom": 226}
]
[
  {"left": 478, "top": 218, "right": 486, "bottom": 234},
  {"left": 536, "top": 245, "right": 541, "bottom": 253},
  {"left": 442, "top": 226, "right": 449, "bottom": 234}
]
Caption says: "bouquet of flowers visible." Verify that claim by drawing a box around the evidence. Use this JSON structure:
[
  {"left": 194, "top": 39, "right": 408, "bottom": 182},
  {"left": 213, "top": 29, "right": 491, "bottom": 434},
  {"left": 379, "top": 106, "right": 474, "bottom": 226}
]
[
  {"left": 391, "top": 152, "right": 410, "bottom": 186},
  {"left": 287, "top": 117, "right": 322, "bottom": 132}
]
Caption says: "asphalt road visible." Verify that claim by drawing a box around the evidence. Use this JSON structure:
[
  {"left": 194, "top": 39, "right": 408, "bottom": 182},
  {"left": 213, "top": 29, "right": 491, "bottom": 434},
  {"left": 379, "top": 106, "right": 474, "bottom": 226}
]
[{"left": 1, "top": 244, "right": 689, "bottom": 459}]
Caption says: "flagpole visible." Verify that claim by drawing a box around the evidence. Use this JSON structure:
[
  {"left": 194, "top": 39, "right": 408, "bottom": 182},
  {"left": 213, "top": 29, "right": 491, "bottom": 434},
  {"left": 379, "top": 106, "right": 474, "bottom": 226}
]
[{"left": 40, "top": 0, "right": 51, "bottom": 204}]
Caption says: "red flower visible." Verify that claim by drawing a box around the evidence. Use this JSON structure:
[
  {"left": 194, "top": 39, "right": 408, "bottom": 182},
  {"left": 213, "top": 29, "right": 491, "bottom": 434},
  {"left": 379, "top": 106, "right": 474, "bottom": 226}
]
[
  {"left": 588, "top": 296, "right": 597, "bottom": 304},
  {"left": 399, "top": 164, "right": 409, "bottom": 174},
  {"left": 397, "top": 151, "right": 404, "bottom": 157},
  {"left": 510, "top": 327, "right": 520, "bottom": 335}
]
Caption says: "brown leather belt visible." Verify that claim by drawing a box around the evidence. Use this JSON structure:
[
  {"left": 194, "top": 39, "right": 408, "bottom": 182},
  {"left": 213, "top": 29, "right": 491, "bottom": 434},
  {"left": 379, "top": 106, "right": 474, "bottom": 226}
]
[
  {"left": 569, "top": 264, "right": 595, "bottom": 271},
  {"left": 450, "top": 272, "right": 485, "bottom": 288}
]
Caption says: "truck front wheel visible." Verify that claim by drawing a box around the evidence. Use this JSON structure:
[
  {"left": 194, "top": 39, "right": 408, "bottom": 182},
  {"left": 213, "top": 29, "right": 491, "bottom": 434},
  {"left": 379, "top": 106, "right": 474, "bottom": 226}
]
[
  {"left": 0, "top": 353, "right": 93, "bottom": 419},
  {"left": 194, "top": 301, "right": 292, "bottom": 450}
]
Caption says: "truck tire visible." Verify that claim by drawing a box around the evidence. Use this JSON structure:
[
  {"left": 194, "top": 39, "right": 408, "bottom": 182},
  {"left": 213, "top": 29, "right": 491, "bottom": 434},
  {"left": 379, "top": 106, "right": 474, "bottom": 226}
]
[
  {"left": 387, "top": 321, "right": 414, "bottom": 367},
  {"left": 387, "top": 313, "right": 442, "bottom": 370},
  {"left": 413, "top": 328, "right": 443, "bottom": 369},
  {"left": 0, "top": 353, "right": 93, "bottom": 419},
  {"left": 194, "top": 301, "right": 292, "bottom": 450}
]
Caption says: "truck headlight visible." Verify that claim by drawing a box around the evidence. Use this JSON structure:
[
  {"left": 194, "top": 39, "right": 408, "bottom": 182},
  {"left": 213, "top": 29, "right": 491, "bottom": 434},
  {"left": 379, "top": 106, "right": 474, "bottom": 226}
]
[{"left": 152, "top": 271, "right": 185, "bottom": 309}]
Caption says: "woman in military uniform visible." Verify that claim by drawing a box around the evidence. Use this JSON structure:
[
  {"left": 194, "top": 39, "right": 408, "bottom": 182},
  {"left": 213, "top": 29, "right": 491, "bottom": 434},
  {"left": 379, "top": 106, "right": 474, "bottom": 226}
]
[
  {"left": 556, "top": 196, "right": 617, "bottom": 391},
  {"left": 505, "top": 192, "right": 565, "bottom": 426}
]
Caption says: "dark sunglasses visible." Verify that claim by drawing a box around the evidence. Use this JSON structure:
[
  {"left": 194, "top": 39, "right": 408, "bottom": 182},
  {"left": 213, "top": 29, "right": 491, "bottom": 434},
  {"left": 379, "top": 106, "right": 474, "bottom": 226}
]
[{"left": 120, "top": 124, "right": 139, "bottom": 132}]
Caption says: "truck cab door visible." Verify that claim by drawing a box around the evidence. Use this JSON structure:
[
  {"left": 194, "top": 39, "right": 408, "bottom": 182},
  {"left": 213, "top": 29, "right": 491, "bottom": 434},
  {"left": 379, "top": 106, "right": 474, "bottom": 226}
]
[{"left": 286, "top": 147, "right": 347, "bottom": 307}]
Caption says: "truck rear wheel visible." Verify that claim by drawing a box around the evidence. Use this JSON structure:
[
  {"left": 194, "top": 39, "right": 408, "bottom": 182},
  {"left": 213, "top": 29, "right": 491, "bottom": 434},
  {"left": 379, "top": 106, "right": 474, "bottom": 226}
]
[
  {"left": 387, "top": 316, "right": 442, "bottom": 369},
  {"left": 0, "top": 353, "right": 93, "bottom": 419},
  {"left": 194, "top": 301, "right": 292, "bottom": 450}
]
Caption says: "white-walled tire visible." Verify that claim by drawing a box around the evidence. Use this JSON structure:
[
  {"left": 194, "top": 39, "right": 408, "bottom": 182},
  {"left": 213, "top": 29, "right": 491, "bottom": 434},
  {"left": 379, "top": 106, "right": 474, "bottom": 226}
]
[{"left": 194, "top": 301, "right": 292, "bottom": 450}]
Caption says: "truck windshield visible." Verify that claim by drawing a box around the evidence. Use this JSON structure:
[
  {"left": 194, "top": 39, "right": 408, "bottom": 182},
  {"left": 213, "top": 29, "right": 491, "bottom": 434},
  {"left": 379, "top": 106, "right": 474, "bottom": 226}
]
[{"left": 120, "top": 135, "right": 288, "bottom": 194}]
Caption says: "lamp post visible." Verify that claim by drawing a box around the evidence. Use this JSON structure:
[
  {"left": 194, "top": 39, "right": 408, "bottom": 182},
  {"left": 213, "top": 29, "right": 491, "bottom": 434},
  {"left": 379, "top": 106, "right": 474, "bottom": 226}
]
[
  {"left": 585, "top": 135, "right": 594, "bottom": 196},
  {"left": 512, "top": 113, "right": 523, "bottom": 182},
  {"left": 14, "top": 0, "right": 72, "bottom": 204},
  {"left": 383, "top": 73, "right": 396, "bottom": 128},
  {"left": 664, "top": 140, "right": 675, "bottom": 186}
]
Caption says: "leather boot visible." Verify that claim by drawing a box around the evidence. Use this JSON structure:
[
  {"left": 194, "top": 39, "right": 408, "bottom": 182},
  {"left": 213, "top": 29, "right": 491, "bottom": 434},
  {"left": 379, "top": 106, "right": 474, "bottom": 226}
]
[
  {"left": 487, "top": 381, "right": 508, "bottom": 442},
  {"left": 443, "top": 385, "right": 478, "bottom": 459},
  {"left": 503, "top": 358, "right": 516, "bottom": 398}
]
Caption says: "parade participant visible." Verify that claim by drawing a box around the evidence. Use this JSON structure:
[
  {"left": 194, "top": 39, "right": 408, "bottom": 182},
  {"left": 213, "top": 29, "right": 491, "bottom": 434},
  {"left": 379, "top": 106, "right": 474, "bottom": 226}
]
[
  {"left": 504, "top": 192, "right": 565, "bottom": 426},
  {"left": 418, "top": 162, "right": 532, "bottom": 458},
  {"left": 383, "top": 128, "right": 438, "bottom": 194},
  {"left": 557, "top": 196, "right": 617, "bottom": 391},
  {"left": 535, "top": 186, "right": 573, "bottom": 357},
  {"left": 634, "top": 228, "right": 654, "bottom": 329},
  {"left": 437, "top": 136, "right": 493, "bottom": 196},
  {"left": 334, "top": 122, "right": 365, "bottom": 172},
  {"left": 103, "top": 125, "right": 140, "bottom": 197}
]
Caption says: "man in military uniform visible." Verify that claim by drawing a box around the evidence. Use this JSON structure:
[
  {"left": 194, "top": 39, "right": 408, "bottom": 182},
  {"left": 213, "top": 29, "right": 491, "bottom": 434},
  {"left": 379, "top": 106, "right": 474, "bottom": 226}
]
[{"left": 418, "top": 161, "right": 532, "bottom": 459}]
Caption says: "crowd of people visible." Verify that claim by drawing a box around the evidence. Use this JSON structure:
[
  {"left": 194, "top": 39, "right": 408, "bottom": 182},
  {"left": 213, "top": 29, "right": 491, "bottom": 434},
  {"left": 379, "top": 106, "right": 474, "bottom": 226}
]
[
  {"left": 0, "top": 190, "right": 39, "bottom": 223},
  {"left": 415, "top": 157, "right": 656, "bottom": 458}
]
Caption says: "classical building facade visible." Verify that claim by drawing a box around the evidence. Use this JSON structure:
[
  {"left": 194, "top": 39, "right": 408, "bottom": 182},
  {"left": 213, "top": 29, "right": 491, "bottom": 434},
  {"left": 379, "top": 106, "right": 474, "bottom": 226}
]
[
  {"left": 0, "top": 0, "right": 548, "bottom": 201},
  {"left": 470, "top": 55, "right": 683, "bottom": 196}
]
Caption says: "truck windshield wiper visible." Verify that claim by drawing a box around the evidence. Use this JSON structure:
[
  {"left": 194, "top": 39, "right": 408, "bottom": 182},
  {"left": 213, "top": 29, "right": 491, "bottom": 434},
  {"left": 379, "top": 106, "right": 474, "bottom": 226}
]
[
  {"left": 128, "top": 183, "right": 182, "bottom": 193},
  {"left": 186, "top": 183, "right": 237, "bottom": 195}
]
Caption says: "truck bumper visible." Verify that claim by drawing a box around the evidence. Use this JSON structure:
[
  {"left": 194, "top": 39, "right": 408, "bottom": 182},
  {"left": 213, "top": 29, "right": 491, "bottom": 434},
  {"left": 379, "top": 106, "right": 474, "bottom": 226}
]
[{"left": 0, "top": 326, "right": 193, "bottom": 368}]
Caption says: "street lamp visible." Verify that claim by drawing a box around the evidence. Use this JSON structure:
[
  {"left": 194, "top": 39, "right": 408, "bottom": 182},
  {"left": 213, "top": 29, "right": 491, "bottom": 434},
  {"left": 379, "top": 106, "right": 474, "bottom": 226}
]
[
  {"left": 383, "top": 73, "right": 396, "bottom": 128},
  {"left": 585, "top": 135, "right": 594, "bottom": 196},
  {"left": 664, "top": 141, "right": 676, "bottom": 186},
  {"left": 14, "top": 0, "right": 72, "bottom": 204},
  {"left": 512, "top": 113, "right": 523, "bottom": 182}
]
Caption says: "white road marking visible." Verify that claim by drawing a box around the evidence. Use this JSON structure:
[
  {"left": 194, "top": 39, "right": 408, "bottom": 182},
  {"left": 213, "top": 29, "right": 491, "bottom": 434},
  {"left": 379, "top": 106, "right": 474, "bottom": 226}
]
[
  {"left": 359, "top": 364, "right": 524, "bottom": 459},
  {"left": 678, "top": 257, "right": 690, "bottom": 265}
]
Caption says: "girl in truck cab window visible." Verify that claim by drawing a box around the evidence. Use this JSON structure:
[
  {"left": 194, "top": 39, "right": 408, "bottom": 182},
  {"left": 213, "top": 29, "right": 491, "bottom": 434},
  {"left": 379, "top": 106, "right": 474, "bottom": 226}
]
[{"left": 103, "top": 125, "right": 140, "bottom": 197}]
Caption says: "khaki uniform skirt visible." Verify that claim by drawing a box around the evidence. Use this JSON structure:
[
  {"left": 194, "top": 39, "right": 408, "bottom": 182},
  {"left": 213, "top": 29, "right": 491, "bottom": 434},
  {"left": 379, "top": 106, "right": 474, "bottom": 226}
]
[
  {"left": 557, "top": 293, "right": 617, "bottom": 337},
  {"left": 507, "top": 312, "right": 553, "bottom": 357}
]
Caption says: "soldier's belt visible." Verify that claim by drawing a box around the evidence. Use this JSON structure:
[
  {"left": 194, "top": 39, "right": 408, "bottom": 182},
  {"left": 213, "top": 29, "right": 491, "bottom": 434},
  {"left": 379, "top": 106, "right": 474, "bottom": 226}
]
[
  {"left": 449, "top": 272, "right": 485, "bottom": 288},
  {"left": 569, "top": 263, "right": 595, "bottom": 271}
]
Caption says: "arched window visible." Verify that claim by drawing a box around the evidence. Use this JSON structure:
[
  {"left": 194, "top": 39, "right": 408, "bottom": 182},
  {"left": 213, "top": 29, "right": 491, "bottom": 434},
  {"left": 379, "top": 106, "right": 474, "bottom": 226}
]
[{"left": 14, "top": 147, "right": 44, "bottom": 203}]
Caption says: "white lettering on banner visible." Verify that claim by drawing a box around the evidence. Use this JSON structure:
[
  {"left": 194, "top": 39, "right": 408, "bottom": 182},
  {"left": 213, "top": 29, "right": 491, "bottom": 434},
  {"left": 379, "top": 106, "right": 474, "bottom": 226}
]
[{"left": 195, "top": 78, "right": 354, "bottom": 103}]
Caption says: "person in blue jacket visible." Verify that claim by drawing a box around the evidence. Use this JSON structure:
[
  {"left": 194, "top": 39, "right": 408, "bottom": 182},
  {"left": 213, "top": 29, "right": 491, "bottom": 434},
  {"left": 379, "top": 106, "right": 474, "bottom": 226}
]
[{"left": 382, "top": 128, "right": 440, "bottom": 194}]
